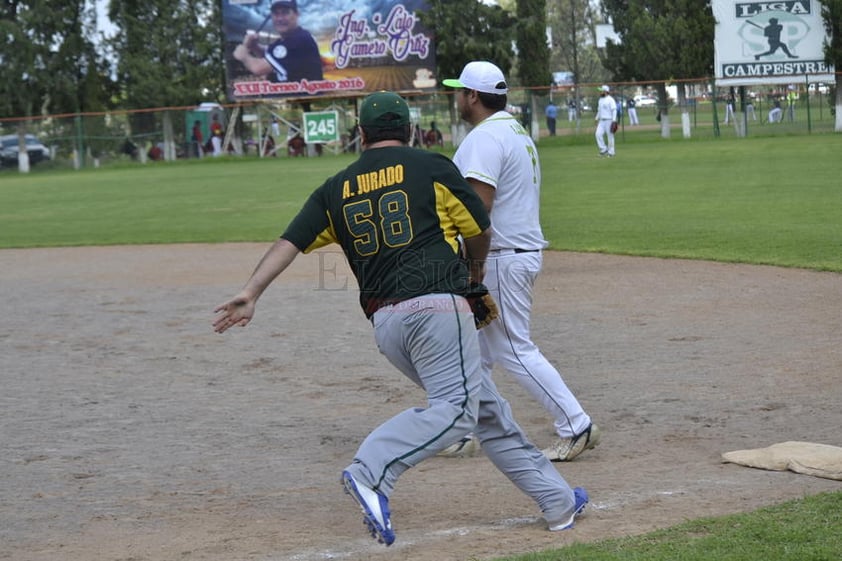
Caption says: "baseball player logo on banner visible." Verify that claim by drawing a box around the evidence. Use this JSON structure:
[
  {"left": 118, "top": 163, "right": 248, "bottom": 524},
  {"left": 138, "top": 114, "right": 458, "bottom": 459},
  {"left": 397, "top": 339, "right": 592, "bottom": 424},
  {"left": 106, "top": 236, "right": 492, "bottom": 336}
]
[
  {"left": 222, "top": 0, "right": 436, "bottom": 100},
  {"left": 712, "top": 0, "right": 834, "bottom": 87}
]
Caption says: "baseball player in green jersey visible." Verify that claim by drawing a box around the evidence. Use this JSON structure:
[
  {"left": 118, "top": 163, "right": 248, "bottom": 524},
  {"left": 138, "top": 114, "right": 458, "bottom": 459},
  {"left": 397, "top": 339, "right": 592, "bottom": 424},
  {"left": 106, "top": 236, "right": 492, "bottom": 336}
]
[{"left": 213, "top": 91, "right": 587, "bottom": 546}]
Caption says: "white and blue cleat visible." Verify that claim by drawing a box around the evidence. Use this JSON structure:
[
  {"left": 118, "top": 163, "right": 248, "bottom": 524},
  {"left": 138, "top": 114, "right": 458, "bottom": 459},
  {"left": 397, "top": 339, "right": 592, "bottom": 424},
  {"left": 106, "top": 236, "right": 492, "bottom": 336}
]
[
  {"left": 548, "top": 486, "right": 589, "bottom": 531},
  {"left": 342, "top": 470, "right": 395, "bottom": 546}
]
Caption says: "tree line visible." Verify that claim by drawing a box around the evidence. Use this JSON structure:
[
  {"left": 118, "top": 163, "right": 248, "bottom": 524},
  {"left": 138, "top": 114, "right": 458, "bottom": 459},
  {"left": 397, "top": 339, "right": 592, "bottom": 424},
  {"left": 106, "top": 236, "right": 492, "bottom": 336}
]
[
  {"left": 1, "top": 0, "right": 224, "bottom": 122},
  {"left": 2, "top": 0, "right": 840, "bottom": 125}
]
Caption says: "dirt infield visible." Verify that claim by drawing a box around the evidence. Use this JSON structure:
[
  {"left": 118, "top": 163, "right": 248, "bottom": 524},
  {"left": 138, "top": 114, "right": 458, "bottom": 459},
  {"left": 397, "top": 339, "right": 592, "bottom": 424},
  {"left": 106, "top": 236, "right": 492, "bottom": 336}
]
[{"left": 2, "top": 244, "right": 841, "bottom": 561}]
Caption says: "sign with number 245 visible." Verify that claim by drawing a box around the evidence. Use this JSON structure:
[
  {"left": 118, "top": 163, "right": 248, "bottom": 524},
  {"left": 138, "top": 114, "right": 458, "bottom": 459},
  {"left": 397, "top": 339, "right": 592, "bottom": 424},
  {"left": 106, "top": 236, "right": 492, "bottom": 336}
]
[{"left": 303, "top": 111, "right": 340, "bottom": 144}]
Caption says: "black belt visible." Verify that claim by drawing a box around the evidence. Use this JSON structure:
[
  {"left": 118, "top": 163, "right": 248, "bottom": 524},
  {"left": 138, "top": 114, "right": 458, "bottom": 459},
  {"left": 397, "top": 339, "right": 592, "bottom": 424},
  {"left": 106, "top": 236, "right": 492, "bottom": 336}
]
[{"left": 489, "top": 248, "right": 540, "bottom": 255}]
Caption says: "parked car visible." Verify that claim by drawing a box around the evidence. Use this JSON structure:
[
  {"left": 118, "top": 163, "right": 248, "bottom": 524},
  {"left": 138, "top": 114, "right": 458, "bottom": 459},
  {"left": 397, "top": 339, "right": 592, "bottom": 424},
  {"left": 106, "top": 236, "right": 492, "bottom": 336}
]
[
  {"left": 0, "top": 134, "right": 51, "bottom": 167},
  {"left": 633, "top": 95, "right": 657, "bottom": 108}
]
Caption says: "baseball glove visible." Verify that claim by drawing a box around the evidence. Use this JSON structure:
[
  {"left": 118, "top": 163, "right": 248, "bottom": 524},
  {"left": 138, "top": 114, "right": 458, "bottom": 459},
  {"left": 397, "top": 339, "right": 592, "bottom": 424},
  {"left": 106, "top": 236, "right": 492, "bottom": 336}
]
[
  {"left": 465, "top": 283, "right": 499, "bottom": 329},
  {"left": 610, "top": 121, "right": 619, "bottom": 133}
]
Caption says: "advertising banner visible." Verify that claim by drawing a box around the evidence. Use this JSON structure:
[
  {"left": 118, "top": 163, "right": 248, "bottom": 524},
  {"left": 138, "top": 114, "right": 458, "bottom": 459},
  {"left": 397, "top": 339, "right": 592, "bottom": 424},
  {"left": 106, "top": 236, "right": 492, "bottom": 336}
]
[
  {"left": 222, "top": 0, "right": 436, "bottom": 101},
  {"left": 713, "top": 0, "right": 834, "bottom": 86}
]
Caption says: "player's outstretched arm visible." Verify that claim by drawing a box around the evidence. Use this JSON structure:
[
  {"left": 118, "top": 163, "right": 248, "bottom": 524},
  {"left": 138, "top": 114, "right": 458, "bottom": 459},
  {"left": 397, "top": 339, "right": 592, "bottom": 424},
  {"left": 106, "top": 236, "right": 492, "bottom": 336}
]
[{"left": 213, "top": 238, "right": 300, "bottom": 333}]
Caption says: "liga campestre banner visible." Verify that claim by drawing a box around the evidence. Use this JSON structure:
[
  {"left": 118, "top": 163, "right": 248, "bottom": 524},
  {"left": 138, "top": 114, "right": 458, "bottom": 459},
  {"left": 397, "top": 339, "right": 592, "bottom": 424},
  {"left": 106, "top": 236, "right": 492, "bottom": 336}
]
[
  {"left": 222, "top": 0, "right": 436, "bottom": 101},
  {"left": 713, "top": 0, "right": 834, "bottom": 86}
]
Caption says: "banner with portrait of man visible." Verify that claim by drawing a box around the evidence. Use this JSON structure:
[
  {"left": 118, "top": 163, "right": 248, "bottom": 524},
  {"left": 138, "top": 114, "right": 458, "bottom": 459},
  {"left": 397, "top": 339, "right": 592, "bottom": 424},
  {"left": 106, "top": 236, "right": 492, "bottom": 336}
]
[
  {"left": 222, "top": 0, "right": 437, "bottom": 100},
  {"left": 713, "top": 0, "right": 834, "bottom": 86}
]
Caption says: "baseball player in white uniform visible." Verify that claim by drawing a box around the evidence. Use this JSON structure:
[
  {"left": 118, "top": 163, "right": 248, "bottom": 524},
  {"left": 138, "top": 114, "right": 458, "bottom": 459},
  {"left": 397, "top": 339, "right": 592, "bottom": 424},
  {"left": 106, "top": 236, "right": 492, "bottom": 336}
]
[
  {"left": 442, "top": 61, "right": 600, "bottom": 462},
  {"left": 595, "top": 84, "right": 618, "bottom": 157}
]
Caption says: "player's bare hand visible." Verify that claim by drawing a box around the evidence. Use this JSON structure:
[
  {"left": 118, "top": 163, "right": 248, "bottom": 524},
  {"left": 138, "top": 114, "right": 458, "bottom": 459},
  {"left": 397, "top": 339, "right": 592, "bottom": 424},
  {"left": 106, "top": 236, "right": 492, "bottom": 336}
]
[
  {"left": 243, "top": 32, "right": 260, "bottom": 50},
  {"left": 233, "top": 43, "right": 248, "bottom": 62},
  {"left": 213, "top": 296, "right": 255, "bottom": 333}
]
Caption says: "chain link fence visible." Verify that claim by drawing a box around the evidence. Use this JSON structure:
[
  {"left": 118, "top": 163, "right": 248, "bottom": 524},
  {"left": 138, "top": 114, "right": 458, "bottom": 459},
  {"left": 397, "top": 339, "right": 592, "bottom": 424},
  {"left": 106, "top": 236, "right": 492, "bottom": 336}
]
[{"left": 1, "top": 77, "right": 837, "bottom": 172}]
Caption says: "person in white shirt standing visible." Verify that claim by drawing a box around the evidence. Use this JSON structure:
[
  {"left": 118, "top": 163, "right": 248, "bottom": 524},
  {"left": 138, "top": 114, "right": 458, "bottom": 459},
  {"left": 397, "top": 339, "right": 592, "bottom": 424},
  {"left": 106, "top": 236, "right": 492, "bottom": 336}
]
[
  {"left": 440, "top": 61, "right": 601, "bottom": 463},
  {"left": 594, "top": 85, "right": 618, "bottom": 157}
]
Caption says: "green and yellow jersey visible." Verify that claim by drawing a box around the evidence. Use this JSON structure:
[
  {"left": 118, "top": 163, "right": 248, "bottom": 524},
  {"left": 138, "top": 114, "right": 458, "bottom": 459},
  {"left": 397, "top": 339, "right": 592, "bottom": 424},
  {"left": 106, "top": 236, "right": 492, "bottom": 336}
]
[{"left": 282, "top": 146, "right": 490, "bottom": 317}]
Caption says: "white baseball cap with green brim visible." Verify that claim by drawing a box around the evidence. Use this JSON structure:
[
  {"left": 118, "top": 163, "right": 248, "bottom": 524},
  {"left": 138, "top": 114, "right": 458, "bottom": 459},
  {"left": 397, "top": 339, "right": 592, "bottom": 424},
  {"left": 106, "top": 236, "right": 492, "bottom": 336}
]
[{"left": 443, "top": 61, "right": 508, "bottom": 95}]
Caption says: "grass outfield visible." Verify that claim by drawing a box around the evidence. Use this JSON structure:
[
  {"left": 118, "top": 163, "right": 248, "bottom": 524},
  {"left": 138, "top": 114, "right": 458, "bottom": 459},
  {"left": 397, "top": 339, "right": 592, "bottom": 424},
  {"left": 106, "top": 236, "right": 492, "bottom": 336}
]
[
  {"left": 540, "top": 133, "right": 842, "bottom": 271},
  {"left": 500, "top": 491, "right": 842, "bottom": 561},
  {"left": 2, "top": 135, "right": 841, "bottom": 558},
  {"left": 0, "top": 154, "right": 347, "bottom": 247},
  {"left": 3, "top": 134, "right": 841, "bottom": 271}
]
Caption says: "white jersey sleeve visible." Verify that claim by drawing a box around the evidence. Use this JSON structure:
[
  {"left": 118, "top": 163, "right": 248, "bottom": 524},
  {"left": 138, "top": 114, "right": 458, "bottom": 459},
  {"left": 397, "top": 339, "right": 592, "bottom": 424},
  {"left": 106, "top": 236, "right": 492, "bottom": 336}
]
[{"left": 453, "top": 112, "right": 548, "bottom": 252}]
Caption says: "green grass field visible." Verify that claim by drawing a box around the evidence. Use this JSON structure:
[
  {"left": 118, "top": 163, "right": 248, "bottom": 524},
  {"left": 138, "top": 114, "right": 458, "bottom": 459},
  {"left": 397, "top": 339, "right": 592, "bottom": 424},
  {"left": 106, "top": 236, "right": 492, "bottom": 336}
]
[
  {"left": 2, "top": 133, "right": 841, "bottom": 559},
  {"left": 540, "top": 133, "right": 842, "bottom": 271},
  {"left": 500, "top": 490, "right": 842, "bottom": 561},
  {"left": 2, "top": 133, "right": 841, "bottom": 271}
]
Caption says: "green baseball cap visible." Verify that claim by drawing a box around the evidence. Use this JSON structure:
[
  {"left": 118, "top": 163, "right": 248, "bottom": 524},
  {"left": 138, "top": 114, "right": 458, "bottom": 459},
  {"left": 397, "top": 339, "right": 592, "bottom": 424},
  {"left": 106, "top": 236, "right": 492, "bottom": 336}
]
[{"left": 359, "top": 91, "right": 410, "bottom": 128}]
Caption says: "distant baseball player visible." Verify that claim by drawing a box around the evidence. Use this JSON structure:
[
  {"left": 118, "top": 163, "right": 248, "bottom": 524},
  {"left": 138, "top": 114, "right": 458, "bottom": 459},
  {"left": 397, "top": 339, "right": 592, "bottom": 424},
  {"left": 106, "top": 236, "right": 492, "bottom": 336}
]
[
  {"left": 210, "top": 114, "right": 224, "bottom": 156},
  {"left": 567, "top": 98, "right": 578, "bottom": 121},
  {"left": 213, "top": 91, "right": 588, "bottom": 546},
  {"left": 769, "top": 98, "right": 783, "bottom": 123},
  {"left": 595, "top": 84, "right": 618, "bottom": 157},
  {"left": 626, "top": 97, "right": 639, "bottom": 126},
  {"left": 233, "top": 0, "right": 323, "bottom": 83},
  {"left": 723, "top": 90, "right": 736, "bottom": 124},
  {"left": 442, "top": 62, "right": 601, "bottom": 463}
]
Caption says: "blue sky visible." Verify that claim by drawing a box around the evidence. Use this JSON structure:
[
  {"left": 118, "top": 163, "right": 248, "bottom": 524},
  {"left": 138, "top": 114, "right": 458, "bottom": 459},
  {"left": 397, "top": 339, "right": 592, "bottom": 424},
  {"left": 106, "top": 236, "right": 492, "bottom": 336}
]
[{"left": 93, "top": 0, "right": 117, "bottom": 38}]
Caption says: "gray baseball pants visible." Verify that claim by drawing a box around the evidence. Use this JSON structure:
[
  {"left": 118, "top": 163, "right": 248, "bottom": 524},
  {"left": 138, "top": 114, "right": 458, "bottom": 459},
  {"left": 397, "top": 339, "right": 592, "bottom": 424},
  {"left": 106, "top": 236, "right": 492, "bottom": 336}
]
[{"left": 343, "top": 293, "right": 577, "bottom": 524}]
